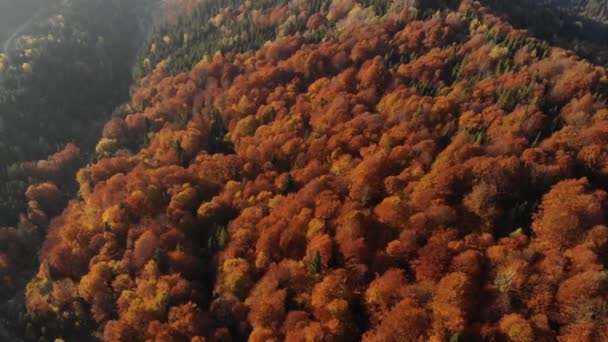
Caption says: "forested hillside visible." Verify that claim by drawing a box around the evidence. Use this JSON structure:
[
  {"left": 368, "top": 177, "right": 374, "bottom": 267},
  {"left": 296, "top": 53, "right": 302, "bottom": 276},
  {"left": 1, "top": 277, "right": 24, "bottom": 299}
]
[
  {"left": 0, "top": 0, "right": 157, "bottom": 228},
  {"left": 3, "top": 0, "right": 608, "bottom": 341},
  {"left": 0, "top": 0, "right": 158, "bottom": 339},
  {"left": 6, "top": 0, "right": 608, "bottom": 341},
  {"left": 570, "top": 0, "right": 608, "bottom": 22},
  {"left": 483, "top": 0, "right": 608, "bottom": 66}
]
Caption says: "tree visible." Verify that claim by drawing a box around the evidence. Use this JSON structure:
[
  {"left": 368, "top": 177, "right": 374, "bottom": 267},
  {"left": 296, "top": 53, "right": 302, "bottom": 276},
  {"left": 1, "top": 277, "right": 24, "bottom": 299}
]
[
  {"left": 363, "top": 299, "right": 431, "bottom": 342},
  {"left": 280, "top": 172, "right": 295, "bottom": 194},
  {"left": 309, "top": 250, "right": 321, "bottom": 275},
  {"left": 532, "top": 178, "right": 606, "bottom": 249},
  {"left": 498, "top": 314, "right": 535, "bottom": 342},
  {"left": 432, "top": 272, "right": 475, "bottom": 337}
]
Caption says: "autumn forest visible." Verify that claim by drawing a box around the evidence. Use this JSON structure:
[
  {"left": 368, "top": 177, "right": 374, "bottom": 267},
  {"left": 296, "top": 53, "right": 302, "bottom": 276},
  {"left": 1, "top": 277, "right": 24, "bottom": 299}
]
[{"left": 2, "top": 0, "right": 608, "bottom": 341}]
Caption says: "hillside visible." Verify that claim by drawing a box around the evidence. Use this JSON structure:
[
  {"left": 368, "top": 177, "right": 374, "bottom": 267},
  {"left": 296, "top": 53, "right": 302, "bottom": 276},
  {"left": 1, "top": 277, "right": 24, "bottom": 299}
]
[
  {"left": 8, "top": 0, "right": 608, "bottom": 341},
  {"left": 567, "top": 0, "right": 608, "bottom": 22},
  {"left": 483, "top": 0, "right": 608, "bottom": 66},
  {"left": 0, "top": 1, "right": 160, "bottom": 339},
  {"left": 0, "top": 0, "right": 159, "bottom": 228},
  {"left": 1, "top": 0, "right": 608, "bottom": 341}
]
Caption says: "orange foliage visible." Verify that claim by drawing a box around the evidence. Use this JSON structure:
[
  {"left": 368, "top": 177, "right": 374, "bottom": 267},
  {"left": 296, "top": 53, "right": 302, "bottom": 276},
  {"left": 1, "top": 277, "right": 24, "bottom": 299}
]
[
  {"left": 532, "top": 178, "right": 607, "bottom": 249},
  {"left": 22, "top": 2, "right": 608, "bottom": 340}
]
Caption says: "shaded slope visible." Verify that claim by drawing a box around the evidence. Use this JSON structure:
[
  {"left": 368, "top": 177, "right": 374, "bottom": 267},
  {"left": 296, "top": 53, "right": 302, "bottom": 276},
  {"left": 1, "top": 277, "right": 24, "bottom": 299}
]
[{"left": 483, "top": 0, "right": 608, "bottom": 65}]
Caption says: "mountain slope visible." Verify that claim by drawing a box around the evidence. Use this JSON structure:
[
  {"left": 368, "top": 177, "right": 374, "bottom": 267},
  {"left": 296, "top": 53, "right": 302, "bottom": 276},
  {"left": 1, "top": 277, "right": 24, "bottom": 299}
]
[
  {"left": 483, "top": 0, "right": 608, "bottom": 65},
  {"left": 569, "top": 0, "right": 608, "bottom": 22},
  {"left": 18, "top": 0, "right": 608, "bottom": 341},
  {"left": 0, "top": 0, "right": 160, "bottom": 228},
  {"left": 0, "top": 1, "right": 161, "bottom": 339}
]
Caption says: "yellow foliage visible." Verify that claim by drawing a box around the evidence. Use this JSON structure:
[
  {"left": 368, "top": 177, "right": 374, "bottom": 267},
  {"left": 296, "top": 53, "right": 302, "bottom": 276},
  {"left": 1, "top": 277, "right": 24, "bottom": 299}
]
[
  {"left": 210, "top": 13, "right": 225, "bottom": 27},
  {"left": 22, "top": 63, "right": 33, "bottom": 73},
  {"left": 307, "top": 218, "right": 326, "bottom": 239},
  {"left": 222, "top": 258, "right": 251, "bottom": 296},
  {"left": 95, "top": 138, "right": 118, "bottom": 157},
  {"left": 196, "top": 54, "right": 210, "bottom": 67},
  {"left": 225, "top": 180, "right": 241, "bottom": 192},
  {"left": 509, "top": 227, "right": 524, "bottom": 239},
  {"left": 489, "top": 45, "right": 509, "bottom": 60},
  {"left": 378, "top": 133, "right": 395, "bottom": 149},
  {"left": 115, "top": 261, "right": 175, "bottom": 327},
  {"left": 112, "top": 274, "right": 134, "bottom": 293},
  {"left": 308, "top": 77, "right": 330, "bottom": 97},
  {"left": 78, "top": 262, "right": 112, "bottom": 303},
  {"left": 255, "top": 251, "right": 270, "bottom": 269},
  {"left": 172, "top": 186, "right": 198, "bottom": 208},
  {"left": 469, "top": 18, "right": 488, "bottom": 34},
  {"left": 469, "top": 18, "right": 480, "bottom": 32},
  {"left": 268, "top": 194, "right": 283, "bottom": 209},
  {"left": 102, "top": 206, "right": 114, "bottom": 226},
  {"left": 142, "top": 260, "right": 160, "bottom": 280},
  {"left": 234, "top": 115, "right": 259, "bottom": 140},
  {"left": 331, "top": 154, "right": 353, "bottom": 176},
  {"left": 256, "top": 191, "right": 273, "bottom": 204},
  {"left": 197, "top": 200, "right": 220, "bottom": 221}
]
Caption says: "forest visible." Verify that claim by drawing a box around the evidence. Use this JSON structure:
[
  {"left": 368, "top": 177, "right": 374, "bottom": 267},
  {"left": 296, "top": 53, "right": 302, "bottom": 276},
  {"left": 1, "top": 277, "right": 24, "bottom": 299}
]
[
  {"left": 483, "top": 0, "right": 608, "bottom": 66},
  {"left": 2, "top": 0, "right": 608, "bottom": 341},
  {"left": 0, "top": 0, "right": 159, "bottom": 229},
  {"left": 0, "top": 0, "right": 157, "bottom": 339}
]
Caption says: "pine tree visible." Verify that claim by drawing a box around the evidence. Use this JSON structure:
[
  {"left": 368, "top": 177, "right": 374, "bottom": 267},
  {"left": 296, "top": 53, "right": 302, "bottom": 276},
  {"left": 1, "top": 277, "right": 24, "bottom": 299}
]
[
  {"left": 309, "top": 250, "right": 321, "bottom": 275},
  {"left": 281, "top": 173, "right": 294, "bottom": 194}
]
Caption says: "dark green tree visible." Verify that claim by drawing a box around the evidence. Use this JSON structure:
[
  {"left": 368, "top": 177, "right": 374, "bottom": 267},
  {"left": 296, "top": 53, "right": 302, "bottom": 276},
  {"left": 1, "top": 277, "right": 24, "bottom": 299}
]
[{"left": 309, "top": 249, "right": 321, "bottom": 275}]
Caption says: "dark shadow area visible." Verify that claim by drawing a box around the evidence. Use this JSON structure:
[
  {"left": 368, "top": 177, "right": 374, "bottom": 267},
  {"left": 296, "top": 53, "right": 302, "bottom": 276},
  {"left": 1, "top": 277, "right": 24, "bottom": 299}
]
[{"left": 484, "top": 0, "right": 608, "bottom": 65}]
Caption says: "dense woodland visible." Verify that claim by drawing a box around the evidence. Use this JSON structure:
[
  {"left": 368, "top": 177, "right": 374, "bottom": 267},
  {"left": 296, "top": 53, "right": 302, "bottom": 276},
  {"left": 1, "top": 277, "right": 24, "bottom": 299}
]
[
  {"left": 3, "top": 0, "right": 608, "bottom": 341},
  {"left": 0, "top": 0, "right": 155, "bottom": 227},
  {"left": 0, "top": 0, "right": 155, "bottom": 339},
  {"left": 483, "top": 0, "right": 608, "bottom": 66}
]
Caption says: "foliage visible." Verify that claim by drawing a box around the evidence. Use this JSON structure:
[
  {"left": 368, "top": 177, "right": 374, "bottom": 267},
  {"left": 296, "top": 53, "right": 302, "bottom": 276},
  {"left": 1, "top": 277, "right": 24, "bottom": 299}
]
[
  {"left": 1, "top": 0, "right": 608, "bottom": 341},
  {"left": 0, "top": 0, "right": 153, "bottom": 227}
]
